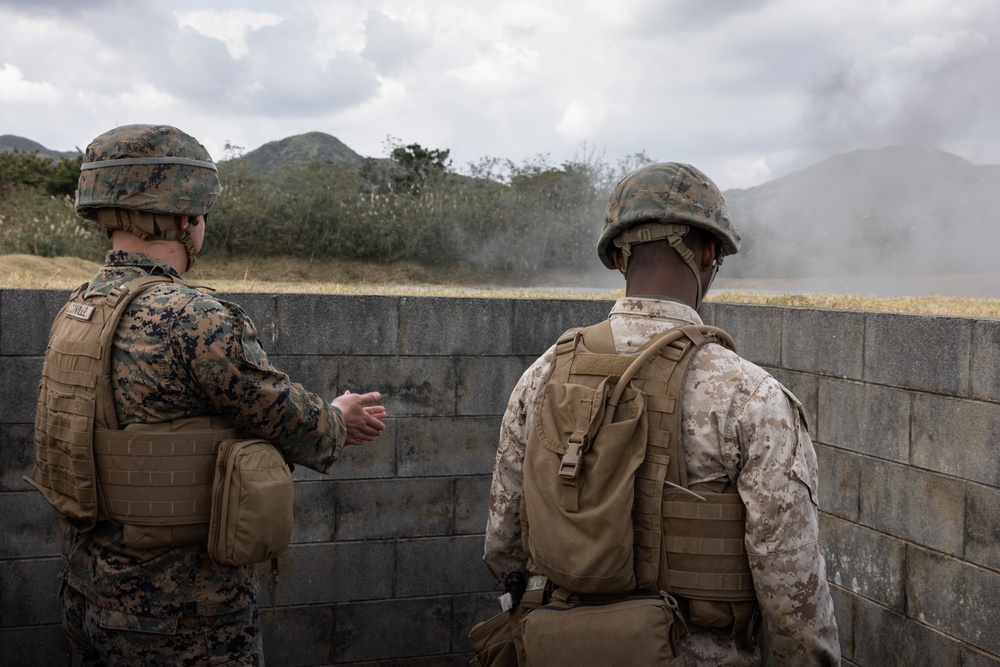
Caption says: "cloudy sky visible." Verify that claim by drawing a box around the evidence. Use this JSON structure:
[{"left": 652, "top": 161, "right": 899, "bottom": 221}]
[{"left": 2, "top": 0, "right": 998, "bottom": 190}]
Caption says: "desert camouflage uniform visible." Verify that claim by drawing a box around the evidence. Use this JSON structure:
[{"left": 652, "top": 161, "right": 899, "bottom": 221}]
[
  {"left": 60, "top": 249, "right": 348, "bottom": 666},
  {"left": 484, "top": 296, "right": 840, "bottom": 666}
]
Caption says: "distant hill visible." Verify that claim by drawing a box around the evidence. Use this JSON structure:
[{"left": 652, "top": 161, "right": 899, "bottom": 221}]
[
  {"left": 0, "top": 134, "right": 80, "bottom": 160},
  {"left": 226, "top": 131, "right": 368, "bottom": 174},
  {"left": 721, "top": 146, "right": 1000, "bottom": 279}
]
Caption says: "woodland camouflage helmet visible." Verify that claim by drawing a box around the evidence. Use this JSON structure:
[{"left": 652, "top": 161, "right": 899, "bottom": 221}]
[
  {"left": 75, "top": 124, "right": 222, "bottom": 269},
  {"left": 597, "top": 162, "right": 741, "bottom": 307}
]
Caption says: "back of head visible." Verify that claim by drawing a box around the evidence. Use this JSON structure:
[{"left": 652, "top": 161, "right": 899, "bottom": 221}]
[
  {"left": 597, "top": 162, "right": 740, "bottom": 269},
  {"left": 597, "top": 162, "right": 741, "bottom": 307},
  {"left": 75, "top": 124, "right": 221, "bottom": 269},
  {"left": 76, "top": 124, "right": 221, "bottom": 221}
]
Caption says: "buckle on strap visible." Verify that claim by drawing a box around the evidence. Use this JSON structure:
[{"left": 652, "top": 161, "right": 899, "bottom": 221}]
[{"left": 558, "top": 433, "right": 585, "bottom": 480}]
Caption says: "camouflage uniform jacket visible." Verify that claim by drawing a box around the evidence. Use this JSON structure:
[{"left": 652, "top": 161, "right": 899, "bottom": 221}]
[
  {"left": 484, "top": 296, "right": 841, "bottom": 666},
  {"left": 64, "top": 250, "right": 348, "bottom": 620}
]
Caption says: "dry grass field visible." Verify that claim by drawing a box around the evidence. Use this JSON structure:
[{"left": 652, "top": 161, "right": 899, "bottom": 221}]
[{"left": 4, "top": 254, "right": 1000, "bottom": 319}]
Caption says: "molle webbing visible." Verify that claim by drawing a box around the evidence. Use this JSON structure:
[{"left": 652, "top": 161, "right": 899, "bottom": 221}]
[
  {"left": 95, "top": 417, "right": 238, "bottom": 526},
  {"left": 571, "top": 322, "right": 705, "bottom": 591},
  {"left": 542, "top": 320, "right": 753, "bottom": 602},
  {"left": 661, "top": 485, "right": 755, "bottom": 601},
  {"left": 27, "top": 275, "right": 179, "bottom": 529}
]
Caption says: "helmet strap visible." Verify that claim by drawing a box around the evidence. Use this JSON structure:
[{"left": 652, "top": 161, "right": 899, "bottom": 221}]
[{"left": 616, "top": 223, "right": 709, "bottom": 306}]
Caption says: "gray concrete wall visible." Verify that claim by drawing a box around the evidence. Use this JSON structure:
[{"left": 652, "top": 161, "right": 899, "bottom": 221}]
[{"left": 1, "top": 290, "right": 998, "bottom": 666}]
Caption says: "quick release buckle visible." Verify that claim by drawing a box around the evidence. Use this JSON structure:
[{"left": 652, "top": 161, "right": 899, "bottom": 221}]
[{"left": 558, "top": 433, "right": 585, "bottom": 480}]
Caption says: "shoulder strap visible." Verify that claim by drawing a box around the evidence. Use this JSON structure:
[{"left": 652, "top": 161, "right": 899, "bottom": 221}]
[{"left": 92, "top": 274, "right": 182, "bottom": 430}]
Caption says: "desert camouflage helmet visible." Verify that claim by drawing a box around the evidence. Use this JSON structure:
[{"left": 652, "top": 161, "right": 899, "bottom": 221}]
[
  {"left": 597, "top": 161, "right": 740, "bottom": 269},
  {"left": 75, "top": 123, "right": 221, "bottom": 219}
]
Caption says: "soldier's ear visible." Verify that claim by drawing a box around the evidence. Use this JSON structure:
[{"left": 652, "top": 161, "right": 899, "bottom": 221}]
[
  {"left": 175, "top": 215, "right": 189, "bottom": 232},
  {"left": 698, "top": 238, "right": 717, "bottom": 272},
  {"left": 612, "top": 248, "right": 625, "bottom": 272}
]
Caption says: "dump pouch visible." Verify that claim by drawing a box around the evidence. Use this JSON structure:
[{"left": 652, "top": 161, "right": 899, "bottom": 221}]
[
  {"left": 520, "top": 592, "right": 685, "bottom": 667},
  {"left": 208, "top": 439, "right": 294, "bottom": 566},
  {"left": 469, "top": 609, "right": 519, "bottom": 667}
]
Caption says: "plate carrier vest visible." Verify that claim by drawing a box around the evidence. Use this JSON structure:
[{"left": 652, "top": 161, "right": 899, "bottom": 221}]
[
  {"left": 522, "top": 320, "right": 758, "bottom": 635},
  {"left": 27, "top": 274, "right": 239, "bottom": 548}
]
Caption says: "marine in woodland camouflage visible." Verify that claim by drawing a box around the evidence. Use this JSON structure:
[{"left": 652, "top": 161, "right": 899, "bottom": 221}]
[
  {"left": 484, "top": 297, "right": 841, "bottom": 666},
  {"left": 62, "top": 250, "right": 346, "bottom": 651},
  {"left": 598, "top": 162, "right": 741, "bottom": 268},
  {"left": 76, "top": 124, "right": 222, "bottom": 219}
]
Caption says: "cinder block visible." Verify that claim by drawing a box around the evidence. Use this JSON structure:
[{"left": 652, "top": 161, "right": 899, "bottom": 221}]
[
  {"left": 713, "top": 303, "right": 783, "bottom": 367},
  {"left": 906, "top": 545, "right": 1000, "bottom": 656},
  {"left": 512, "top": 299, "right": 612, "bottom": 356},
  {"left": 396, "top": 535, "right": 497, "bottom": 597},
  {"left": 853, "top": 595, "right": 961, "bottom": 667},
  {"left": 966, "top": 482, "right": 1000, "bottom": 572},
  {"left": 339, "top": 356, "right": 457, "bottom": 417},
  {"left": 0, "top": 356, "right": 42, "bottom": 424},
  {"left": 399, "top": 297, "right": 514, "bottom": 356},
  {"left": 0, "top": 623, "right": 72, "bottom": 667},
  {"left": 457, "top": 357, "right": 533, "bottom": 417},
  {"left": 290, "top": 480, "right": 337, "bottom": 544},
  {"left": 817, "top": 378, "right": 910, "bottom": 462},
  {"left": 455, "top": 475, "right": 492, "bottom": 536},
  {"left": 782, "top": 308, "right": 865, "bottom": 379},
  {"left": 768, "top": 369, "right": 819, "bottom": 437},
  {"left": 262, "top": 541, "right": 394, "bottom": 605},
  {"left": 1, "top": 423, "right": 34, "bottom": 492},
  {"left": 275, "top": 294, "right": 399, "bottom": 356},
  {"left": 335, "top": 478, "right": 453, "bottom": 541},
  {"left": 696, "top": 300, "right": 716, "bottom": 326},
  {"left": 261, "top": 603, "right": 335, "bottom": 667},
  {"left": 864, "top": 312, "right": 971, "bottom": 394},
  {"left": 217, "top": 291, "right": 279, "bottom": 351},
  {"left": 0, "top": 492, "right": 63, "bottom": 559},
  {"left": 0, "top": 289, "right": 67, "bottom": 356},
  {"left": 820, "top": 514, "right": 905, "bottom": 611},
  {"left": 0, "top": 557, "right": 65, "bottom": 627},
  {"left": 814, "top": 444, "right": 861, "bottom": 521},
  {"left": 828, "top": 585, "right": 855, "bottom": 662},
  {"left": 334, "top": 597, "right": 452, "bottom": 662},
  {"left": 971, "top": 319, "right": 1000, "bottom": 402},
  {"left": 266, "top": 355, "right": 340, "bottom": 401},
  {"left": 963, "top": 646, "right": 1000, "bottom": 666},
  {"left": 397, "top": 416, "right": 499, "bottom": 477},
  {"left": 860, "top": 459, "right": 964, "bottom": 555},
  {"left": 912, "top": 394, "right": 1000, "bottom": 487}
]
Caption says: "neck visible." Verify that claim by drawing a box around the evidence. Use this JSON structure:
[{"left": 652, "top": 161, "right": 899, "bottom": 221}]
[
  {"left": 112, "top": 232, "right": 189, "bottom": 274},
  {"left": 624, "top": 268, "right": 699, "bottom": 309}
]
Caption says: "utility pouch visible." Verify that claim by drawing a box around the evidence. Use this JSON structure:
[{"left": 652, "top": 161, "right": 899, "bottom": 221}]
[
  {"left": 207, "top": 439, "right": 293, "bottom": 566},
  {"left": 520, "top": 592, "right": 686, "bottom": 666},
  {"left": 469, "top": 609, "right": 519, "bottom": 667}
]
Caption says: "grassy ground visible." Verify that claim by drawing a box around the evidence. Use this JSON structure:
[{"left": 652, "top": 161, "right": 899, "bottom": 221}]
[{"left": 4, "top": 253, "right": 1000, "bottom": 319}]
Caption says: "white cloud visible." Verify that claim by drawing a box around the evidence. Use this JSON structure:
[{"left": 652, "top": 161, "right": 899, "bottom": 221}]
[
  {"left": 176, "top": 8, "right": 283, "bottom": 59},
  {"left": 0, "top": 63, "right": 59, "bottom": 103}
]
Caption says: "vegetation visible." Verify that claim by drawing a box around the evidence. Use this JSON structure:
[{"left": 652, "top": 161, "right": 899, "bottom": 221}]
[
  {"left": 0, "top": 138, "right": 653, "bottom": 272},
  {"left": 4, "top": 139, "right": 1000, "bottom": 320}
]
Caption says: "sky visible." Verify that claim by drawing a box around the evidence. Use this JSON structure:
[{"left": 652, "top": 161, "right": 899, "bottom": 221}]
[{"left": 1, "top": 0, "right": 999, "bottom": 190}]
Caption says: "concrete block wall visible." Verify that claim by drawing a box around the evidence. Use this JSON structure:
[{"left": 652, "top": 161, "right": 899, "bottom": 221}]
[
  {"left": 709, "top": 302, "right": 1000, "bottom": 667},
  {"left": 2, "top": 290, "right": 999, "bottom": 666}
]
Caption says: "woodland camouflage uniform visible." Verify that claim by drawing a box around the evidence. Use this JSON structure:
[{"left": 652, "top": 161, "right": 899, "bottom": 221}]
[
  {"left": 484, "top": 163, "right": 841, "bottom": 666},
  {"left": 39, "top": 125, "right": 350, "bottom": 666}
]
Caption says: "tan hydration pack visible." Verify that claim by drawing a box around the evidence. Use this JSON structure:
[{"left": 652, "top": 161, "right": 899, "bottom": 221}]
[
  {"left": 519, "top": 320, "right": 758, "bottom": 650},
  {"left": 27, "top": 275, "right": 292, "bottom": 565}
]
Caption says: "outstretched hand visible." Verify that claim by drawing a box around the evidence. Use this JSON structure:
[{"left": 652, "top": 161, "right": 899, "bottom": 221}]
[{"left": 332, "top": 390, "right": 387, "bottom": 446}]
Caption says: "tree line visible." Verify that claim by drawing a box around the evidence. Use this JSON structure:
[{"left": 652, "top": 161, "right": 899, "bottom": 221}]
[{"left": 0, "top": 141, "right": 653, "bottom": 273}]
